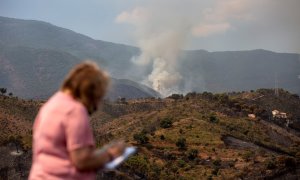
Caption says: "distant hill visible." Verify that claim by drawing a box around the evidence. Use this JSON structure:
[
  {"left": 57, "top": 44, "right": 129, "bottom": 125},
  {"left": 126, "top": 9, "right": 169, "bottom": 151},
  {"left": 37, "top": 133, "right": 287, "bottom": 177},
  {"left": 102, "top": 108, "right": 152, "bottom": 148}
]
[
  {"left": 0, "top": 45, "right": 79, "bottom": 99},
  {"left": 0, "top": 16, "right": 299, "bottom": 98},
  {"left": 0, "top": 45, "right": 159, "bottom": 99},
  {"left": 0, "top": 16, "right": 161, "bottom": 99},
  {"left": 108, "top": 79, "right": 160, "bottom": 100},
  {"left": 179, "top": 49, "right": 300, "bottom": 94},
  {"left": 0, "top": 16, "right": 139, "bottom": 77}
]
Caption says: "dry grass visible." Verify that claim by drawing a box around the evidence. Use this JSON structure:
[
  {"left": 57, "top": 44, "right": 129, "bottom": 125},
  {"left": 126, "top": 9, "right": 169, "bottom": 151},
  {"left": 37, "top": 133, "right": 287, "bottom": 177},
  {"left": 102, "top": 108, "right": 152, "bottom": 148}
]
[{"left": 1, "top": 89, "right": 300, "bottom": 179}]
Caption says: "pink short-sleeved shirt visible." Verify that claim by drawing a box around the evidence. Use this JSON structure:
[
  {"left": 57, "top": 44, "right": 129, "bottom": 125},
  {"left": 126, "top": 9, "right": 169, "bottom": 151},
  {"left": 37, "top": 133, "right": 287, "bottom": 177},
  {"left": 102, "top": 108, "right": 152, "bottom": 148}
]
[{"left": 29, "top": 91, "right": 96, "bottom": 180}]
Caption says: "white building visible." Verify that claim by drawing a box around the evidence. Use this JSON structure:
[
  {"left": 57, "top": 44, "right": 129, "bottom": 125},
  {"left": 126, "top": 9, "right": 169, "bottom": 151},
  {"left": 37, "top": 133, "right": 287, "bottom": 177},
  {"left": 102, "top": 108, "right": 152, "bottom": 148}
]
[{"left": 272, "top": 110, "right": 287, "bottom": 119}]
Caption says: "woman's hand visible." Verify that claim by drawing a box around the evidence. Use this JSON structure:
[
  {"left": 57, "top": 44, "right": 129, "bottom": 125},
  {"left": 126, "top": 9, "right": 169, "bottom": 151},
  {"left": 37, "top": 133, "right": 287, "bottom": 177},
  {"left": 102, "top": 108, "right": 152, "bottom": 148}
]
[
  {"left": 106, "top": 141, "right": 126, "bottom": 160},
  {"left": 70, "top": 141, "right": 127, "bottom": 171}
]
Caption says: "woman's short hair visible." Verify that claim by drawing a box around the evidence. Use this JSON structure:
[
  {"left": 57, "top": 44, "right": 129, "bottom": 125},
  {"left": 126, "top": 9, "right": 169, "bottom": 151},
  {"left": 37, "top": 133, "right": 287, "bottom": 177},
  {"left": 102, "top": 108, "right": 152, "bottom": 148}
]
[{"left": 61, "top": 61, "right": 109, "bottom": 114}]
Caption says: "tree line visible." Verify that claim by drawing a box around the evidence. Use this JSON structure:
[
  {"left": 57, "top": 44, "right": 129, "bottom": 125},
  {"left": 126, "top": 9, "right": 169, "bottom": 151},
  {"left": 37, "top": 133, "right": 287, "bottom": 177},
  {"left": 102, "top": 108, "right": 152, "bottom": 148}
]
[{"left": 0, "top": 88, "right": 13, "bottom": 96}]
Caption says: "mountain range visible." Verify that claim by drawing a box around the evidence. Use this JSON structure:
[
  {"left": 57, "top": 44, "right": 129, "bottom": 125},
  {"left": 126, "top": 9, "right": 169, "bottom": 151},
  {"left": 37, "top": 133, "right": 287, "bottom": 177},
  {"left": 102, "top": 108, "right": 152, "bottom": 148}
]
[
  {"left": 0, "top": 16, "right": 299, "bottom": 99},
  {"left": 0, "top": 16, "right": 159, "bottom": 99}
]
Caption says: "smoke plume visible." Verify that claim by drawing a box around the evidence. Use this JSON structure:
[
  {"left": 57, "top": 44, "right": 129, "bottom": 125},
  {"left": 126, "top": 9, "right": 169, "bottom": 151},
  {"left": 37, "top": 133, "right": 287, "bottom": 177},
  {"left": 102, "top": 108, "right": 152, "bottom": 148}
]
[{"left": 116, "top": 0, "right": 256, "bottom": 96}]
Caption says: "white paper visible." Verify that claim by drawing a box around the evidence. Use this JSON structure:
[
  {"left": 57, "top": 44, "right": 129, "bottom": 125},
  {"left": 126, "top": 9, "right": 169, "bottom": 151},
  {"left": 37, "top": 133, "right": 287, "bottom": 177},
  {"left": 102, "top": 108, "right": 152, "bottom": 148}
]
[{"left": 104, "top": 147, "right": 137, "bottom": 169}]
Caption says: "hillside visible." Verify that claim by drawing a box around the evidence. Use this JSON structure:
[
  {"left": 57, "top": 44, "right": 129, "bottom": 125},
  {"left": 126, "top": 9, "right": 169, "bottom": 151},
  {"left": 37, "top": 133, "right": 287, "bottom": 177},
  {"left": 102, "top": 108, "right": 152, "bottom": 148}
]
[
  {"left": 0, "top": 45, "right": 80, "bottom": 99},
  {"left": 95, "top": 89, "right": 300, "bottom": 179},
  {"left": 108, "top": 79, "right": 161, "bottom": 100},
  {"left": 0, "top": 16, "right": 160, "bottom": 100},
  {"left": 1, "top": 16, "right": 299, "bottom": 99},
  {"left": 180, "top": 50, "right": 300, "bottom": 94},
  {"left": 0, "top": 16, "right": 138, "bottom": 77},
  {"left": 1, "top": 89, "right": 300, "bottom": 179},
  {"left": 0, "top": 45, "right": 159, "bottom": 99}
]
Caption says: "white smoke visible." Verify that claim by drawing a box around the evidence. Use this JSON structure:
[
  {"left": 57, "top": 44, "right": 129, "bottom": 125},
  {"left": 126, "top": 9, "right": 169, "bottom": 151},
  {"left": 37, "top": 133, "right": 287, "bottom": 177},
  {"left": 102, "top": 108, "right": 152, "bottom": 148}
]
[{"left": 116, "top": 0, "right": 256, "bottom": 96}]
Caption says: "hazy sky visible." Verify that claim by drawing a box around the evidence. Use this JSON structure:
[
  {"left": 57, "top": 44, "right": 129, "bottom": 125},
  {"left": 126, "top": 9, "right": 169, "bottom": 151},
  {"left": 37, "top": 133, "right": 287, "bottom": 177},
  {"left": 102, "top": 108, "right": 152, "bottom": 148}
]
[{"left": 0, "top": 0, "right": 300, "bottom": 53}]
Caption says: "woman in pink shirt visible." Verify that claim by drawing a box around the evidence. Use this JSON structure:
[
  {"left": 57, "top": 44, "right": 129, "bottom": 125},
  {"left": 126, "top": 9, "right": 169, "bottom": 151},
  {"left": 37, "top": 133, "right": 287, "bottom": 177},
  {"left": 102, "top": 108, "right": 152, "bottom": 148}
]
[{"left": 29, "top": 62, "right": 125, "bottom": 180}]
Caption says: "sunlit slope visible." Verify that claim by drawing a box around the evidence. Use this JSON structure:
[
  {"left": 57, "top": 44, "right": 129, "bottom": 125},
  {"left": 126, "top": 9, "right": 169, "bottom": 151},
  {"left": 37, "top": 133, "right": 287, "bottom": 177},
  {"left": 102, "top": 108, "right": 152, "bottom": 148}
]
[{"left": 92, "top": 90, "right": 300, "bottom": 179}]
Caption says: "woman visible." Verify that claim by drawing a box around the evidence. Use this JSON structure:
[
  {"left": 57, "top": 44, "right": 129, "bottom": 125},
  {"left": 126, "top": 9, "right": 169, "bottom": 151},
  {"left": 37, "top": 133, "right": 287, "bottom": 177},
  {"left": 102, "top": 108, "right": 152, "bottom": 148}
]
[{"left": 29, "top": 61, "right": 125, "bottom": 179}]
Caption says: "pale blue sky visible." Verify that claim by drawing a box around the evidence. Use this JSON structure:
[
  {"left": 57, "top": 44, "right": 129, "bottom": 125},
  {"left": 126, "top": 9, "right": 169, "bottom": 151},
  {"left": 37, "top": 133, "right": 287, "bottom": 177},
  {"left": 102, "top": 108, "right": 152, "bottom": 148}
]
[{"left": 1, "top": 0, "right": 300, "bottom": 53}]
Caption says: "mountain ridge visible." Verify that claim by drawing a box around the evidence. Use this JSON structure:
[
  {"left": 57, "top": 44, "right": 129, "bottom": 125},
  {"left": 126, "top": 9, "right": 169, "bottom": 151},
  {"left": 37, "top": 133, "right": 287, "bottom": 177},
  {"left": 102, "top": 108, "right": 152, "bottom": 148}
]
[{"left": 0, "top": 16, "right": 299, "bottom": 99}]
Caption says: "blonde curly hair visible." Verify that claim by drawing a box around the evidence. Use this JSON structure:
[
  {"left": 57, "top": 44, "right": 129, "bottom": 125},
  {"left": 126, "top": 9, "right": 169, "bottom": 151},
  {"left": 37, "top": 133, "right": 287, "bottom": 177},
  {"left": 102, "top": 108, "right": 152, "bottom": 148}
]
[{"left": 61, "top": 61, "right": 109, "bottom": 114}]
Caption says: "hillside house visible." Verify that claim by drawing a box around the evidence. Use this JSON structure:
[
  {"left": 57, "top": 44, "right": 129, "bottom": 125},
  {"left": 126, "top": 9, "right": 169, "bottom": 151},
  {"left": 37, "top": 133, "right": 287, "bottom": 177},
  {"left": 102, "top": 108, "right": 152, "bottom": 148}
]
[
  {"left": 272, "top": 110, "right": 287, "bottom": 119},
  {"left": 248, "top": 114, "right": 256, "bottom": 119}
]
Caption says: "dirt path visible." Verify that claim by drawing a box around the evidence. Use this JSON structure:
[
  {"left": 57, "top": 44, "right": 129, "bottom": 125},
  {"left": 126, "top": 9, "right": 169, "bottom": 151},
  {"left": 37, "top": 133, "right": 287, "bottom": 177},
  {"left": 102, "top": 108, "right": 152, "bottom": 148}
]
[
  {"left": 222, "top": 135, "right": 291, "bottom": 156},
  {"left": 260, "top": 120, "right": 300, "bottom": 142}
]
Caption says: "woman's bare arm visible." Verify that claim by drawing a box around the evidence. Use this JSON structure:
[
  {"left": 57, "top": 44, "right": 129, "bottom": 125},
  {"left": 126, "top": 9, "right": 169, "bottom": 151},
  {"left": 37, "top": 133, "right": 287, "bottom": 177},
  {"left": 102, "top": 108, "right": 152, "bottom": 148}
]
[{"left": 70, "top": 141, "right": 125, "bottom": 171}]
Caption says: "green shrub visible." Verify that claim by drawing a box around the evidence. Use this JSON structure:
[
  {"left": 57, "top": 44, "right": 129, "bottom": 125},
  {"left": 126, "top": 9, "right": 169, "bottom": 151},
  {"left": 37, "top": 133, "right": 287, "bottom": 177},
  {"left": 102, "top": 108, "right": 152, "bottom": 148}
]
[
  {"left": 213, "top": 158, "right": 221, "bottom": 166},
  {"left": 177, "top": 159, "right": 186, "bottom": 168},
  {"left": 168, "top": 94, "right": 183, "bottom": 100},
  {"left": 187, "top": 149, "right": 199, "bottom": 160},
  {"left": 179, "top": 128, "right": 183, "bottom": 134},
  {"left": 242, "top": 151, "right": 254, "bottom": 162},
  {"left": 125, "top": 155, "right": 149, "bottom": 177},
  {"left": 211, "top": 167, "right": 219, "bottom": 175},
  {"left": 149, "top": 164, "right": 161, "bottom": 179},
  {"left": 209, "top": 115, "right": 218, "bottom": 123},
  {"left": 133, "top": 132, "right": 149, "bottom": 144},
  {"left": 146, "top": 144, "right": 154, "bottom": 150},
  {"left": 266, "top": 160, "right": 276, "bottom": 169},
  {"left": 160, "top": 118, "right": 172, "bottom": 128},
  {"left": 163, "top": 151, "right": 176, "bottom": 160},
  {"left": 176, "top": 138, "right": 187, "bottom": 150}
]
